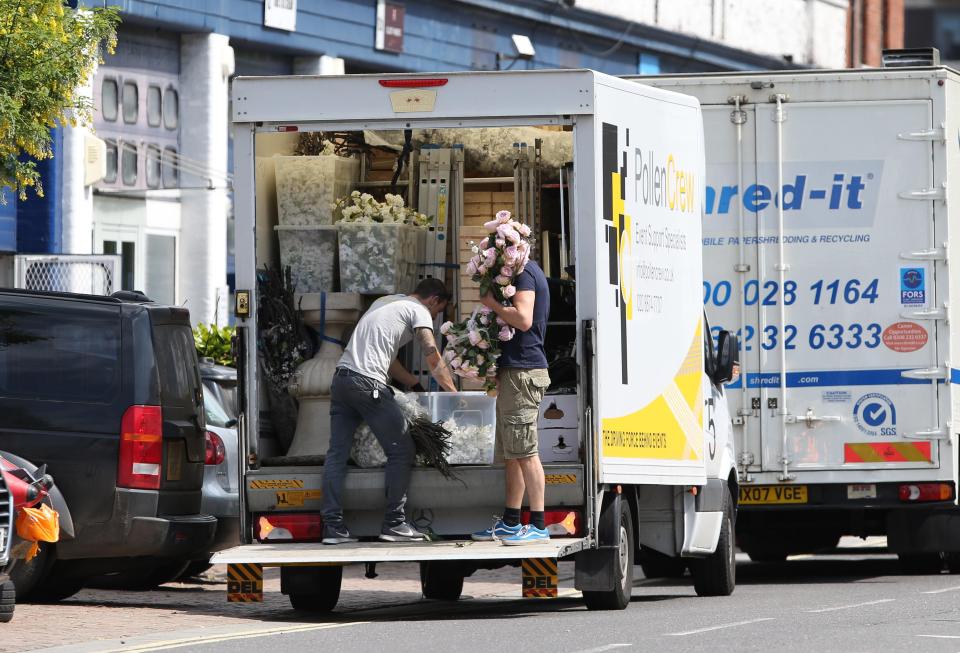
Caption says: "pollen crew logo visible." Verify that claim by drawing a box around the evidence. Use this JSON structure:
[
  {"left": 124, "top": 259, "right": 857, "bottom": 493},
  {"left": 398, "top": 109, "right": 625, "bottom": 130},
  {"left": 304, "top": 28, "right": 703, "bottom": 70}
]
[{"left": 603, "top": 122, "right": 630, "bottom": 385}]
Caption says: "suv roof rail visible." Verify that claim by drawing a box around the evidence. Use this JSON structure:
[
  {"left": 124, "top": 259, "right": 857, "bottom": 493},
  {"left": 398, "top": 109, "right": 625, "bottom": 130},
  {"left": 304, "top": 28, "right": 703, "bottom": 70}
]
[
  {"left": 110, "top": 290, "right": 154, "bottom": 303},
  {"left": 0, "top": 287, "right": 123, "bottom": 303}
]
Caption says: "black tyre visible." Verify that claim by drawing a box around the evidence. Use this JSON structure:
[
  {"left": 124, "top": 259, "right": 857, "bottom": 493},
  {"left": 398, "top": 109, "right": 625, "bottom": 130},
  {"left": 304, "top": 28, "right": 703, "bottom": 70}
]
[
  {"left": 25, "top": 574, "right": 84, "bottom": 603},
  {"left": 87, "top": 560, "right": 192, "bottom": 591},
  {"left": 583, "top": 498, "right": 634, "bottom": 611},
  {"left": 179, "top": 561, "right": 213, "bottom": 580},
  {"left": 0, "top": 580, "right": 15, "bottom": 623},
  {"left": 9, "top": 544, "right": 51, "bottom": 600},
  {"left": 945, "top": 553, "right": 960, "bottom": 574},
  {"left": 690, "top": 488, "right": 736, "bottom": 597},
  {"left": 898, "top": 553, "right": 944, "bottom": 575},
  {"left": 638, "top": 548, "right": 687, "bottom": 579},
  {"left": 420, "top": 561, "right": 465, "bottom": 601},
  {"left": 285, "top": 566, "right": 342, "bottom": 613}
]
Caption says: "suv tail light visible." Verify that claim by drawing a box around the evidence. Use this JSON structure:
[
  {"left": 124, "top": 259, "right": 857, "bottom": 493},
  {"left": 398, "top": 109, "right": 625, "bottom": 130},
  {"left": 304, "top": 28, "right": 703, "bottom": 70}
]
[
  {"left": 118, "top": 405, "right": 163, "bottom": 490},
  {"left": 205, "top": 431, "right": 226, "bottom": 466}
]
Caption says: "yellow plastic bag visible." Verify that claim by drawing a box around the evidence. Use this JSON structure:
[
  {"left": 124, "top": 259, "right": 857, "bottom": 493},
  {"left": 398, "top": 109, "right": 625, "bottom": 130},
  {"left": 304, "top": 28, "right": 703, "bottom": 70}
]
[{"left": 15, "top": 504, "right": 60, "bottom": 561}]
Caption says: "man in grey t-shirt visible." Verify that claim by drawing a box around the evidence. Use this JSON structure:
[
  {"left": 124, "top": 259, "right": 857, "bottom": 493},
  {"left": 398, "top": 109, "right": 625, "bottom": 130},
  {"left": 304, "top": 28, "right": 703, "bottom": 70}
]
[{"left": 321, "top": 278, "right": 457, "bottom": 544}]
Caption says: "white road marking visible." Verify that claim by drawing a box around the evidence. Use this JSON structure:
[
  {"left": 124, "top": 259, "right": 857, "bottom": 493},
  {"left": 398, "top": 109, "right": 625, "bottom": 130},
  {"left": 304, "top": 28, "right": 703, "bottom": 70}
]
[
  {"left": 916, "top": 634, "right": 960, "bottom": 640},
  {"left": 93, "top": 622, "right": 364, "bottom": 653},
  {"left": 806, "top": 599, "right": 895, "bottom": 613},
  {"left": 665, "top": 618, "right": 775, "bottom": 636},
  {"left": 923, "top": 585, "right": 960, "bottom": 595},
  {"left": 572, "top": 644, "right": 633, "bottom": 653}
]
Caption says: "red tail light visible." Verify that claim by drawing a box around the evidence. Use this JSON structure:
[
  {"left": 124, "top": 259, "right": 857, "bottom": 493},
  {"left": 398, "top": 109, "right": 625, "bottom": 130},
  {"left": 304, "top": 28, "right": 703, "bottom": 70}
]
[
  {"left": 378, "top": 78, "right": 448, "bottom": 88},
  {"left": 205, "top": 431, "right": 226, "bottom": 466},
  {"left": 521, "top": 509, "right": 582, "bottom": 537},
  {"left": 256, "top": 513, "right": 323, "bottom": 542},
  {"left": 117, "top": 405, "right": 163, "bottom": 490},
  {"left": 899, "top": 483, "right": 954, "bottom": 502}
]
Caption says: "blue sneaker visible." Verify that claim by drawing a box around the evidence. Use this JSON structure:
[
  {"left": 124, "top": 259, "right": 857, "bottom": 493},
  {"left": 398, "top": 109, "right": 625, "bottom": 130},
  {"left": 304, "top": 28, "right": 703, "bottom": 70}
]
[
  {"left": 501, "top": 524, "right": 550, "bottom": 546},
  {"left": 471, "top": 519, "right": 523, "bottom": 541}
]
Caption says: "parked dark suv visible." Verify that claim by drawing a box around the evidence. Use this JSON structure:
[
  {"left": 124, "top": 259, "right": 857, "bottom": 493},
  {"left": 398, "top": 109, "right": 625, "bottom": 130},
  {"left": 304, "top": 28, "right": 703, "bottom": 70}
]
[{"left": 0, "top": 289, "right": 216, "bottom": 601}]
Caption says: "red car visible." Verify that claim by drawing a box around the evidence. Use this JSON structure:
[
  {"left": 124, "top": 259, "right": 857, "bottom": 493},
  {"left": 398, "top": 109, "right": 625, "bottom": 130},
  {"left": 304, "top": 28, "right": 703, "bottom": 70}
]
[{"left": 1, "top": 453, "right": 58, "bottom": 623}]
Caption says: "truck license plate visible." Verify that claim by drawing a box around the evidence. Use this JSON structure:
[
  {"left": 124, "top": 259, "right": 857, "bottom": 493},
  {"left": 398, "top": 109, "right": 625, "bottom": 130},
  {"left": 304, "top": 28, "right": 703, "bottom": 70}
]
[
  {"left": 739, "top": 485, "right": 808, "bottom": 505},
  {"left": 847, "top": 484, "right": 877, "bottom": 500}
]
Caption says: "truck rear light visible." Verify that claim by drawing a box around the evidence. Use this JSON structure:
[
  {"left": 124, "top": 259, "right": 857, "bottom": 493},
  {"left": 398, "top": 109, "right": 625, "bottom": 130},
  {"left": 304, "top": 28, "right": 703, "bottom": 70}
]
[
  {"left": 256, "top": 514, "right": 323, "bottom": 542},
  {"left": 899, "top": 483, "right": 954, "bottom": 502},
  {"left": 205, "top": 431, "right": 226, "bottom": 466},
  {"left": 117, "top": 405, "right": 163, "bottom": 490},
  {"left": 378, "top": 78, "right": 448, "bottom": 88},
  {"left": 521, "top": 510, "right": 581, "bottom": 537}
]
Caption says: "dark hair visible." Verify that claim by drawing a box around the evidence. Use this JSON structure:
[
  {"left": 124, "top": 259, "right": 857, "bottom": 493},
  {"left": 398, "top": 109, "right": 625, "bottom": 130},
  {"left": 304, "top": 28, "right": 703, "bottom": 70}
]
[{"left": 413, "top": 278, "right": 451, "bottom": 302}]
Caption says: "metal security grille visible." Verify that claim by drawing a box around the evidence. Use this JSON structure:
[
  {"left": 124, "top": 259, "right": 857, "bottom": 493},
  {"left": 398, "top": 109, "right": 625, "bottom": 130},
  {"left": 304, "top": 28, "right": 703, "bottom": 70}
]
[{"left": 14, "top": 255, "right": 122, "bottom": 296}]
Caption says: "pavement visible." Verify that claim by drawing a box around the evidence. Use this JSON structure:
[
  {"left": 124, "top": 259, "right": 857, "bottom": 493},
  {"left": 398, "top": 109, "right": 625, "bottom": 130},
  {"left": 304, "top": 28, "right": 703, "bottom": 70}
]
[{"left": 12, "top": 537, "right": 960, "bottom": 653}]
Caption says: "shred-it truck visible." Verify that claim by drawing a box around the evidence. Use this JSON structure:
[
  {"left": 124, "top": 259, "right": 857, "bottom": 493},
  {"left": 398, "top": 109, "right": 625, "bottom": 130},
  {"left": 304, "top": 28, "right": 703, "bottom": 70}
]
[
  {"left": 214, "top": 69, "right": 740, "bottom": 610},
  {"left": 640, "top": 63, "right": 960, "bottom": 570}
]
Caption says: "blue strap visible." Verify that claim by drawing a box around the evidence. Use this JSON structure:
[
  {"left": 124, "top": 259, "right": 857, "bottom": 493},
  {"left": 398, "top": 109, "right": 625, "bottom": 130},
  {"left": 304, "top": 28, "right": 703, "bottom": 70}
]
[{"left": 318, "top": 291, "right": 347, "bottom": 347}]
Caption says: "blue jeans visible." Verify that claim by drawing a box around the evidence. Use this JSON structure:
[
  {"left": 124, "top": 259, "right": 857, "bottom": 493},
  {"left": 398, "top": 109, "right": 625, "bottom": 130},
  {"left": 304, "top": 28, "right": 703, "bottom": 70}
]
[{"left": 321, "top": 370, "right": 415, "bottom": 528}]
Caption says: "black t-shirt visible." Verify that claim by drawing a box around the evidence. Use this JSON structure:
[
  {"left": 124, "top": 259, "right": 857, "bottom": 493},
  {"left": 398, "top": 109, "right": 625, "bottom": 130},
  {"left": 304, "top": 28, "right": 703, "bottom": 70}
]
[{"left": 500, "top": 260, "right": 550, "bottom": 369}]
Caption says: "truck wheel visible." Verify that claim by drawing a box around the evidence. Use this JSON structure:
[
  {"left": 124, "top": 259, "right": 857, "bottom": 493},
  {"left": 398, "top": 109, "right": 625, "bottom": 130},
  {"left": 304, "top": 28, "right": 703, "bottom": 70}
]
[
  {"left": 583, "top": 498, "right": 634, "bottom": 611},
  {"left": 690, "top": 488, "right": 736, "bottom": 597},
  {"left": 0, "top": 580, "right": 15, "bottom": 623},
  {"left": 420, "top": 561, "right": 464, "bottom": 601},
  {"left": 284, "top": 566, "right": 342, "bottom": 613},
  {"left": 945, "top": 553, "right": 960, "bottom": 574},
  {"left": 638, "top": 548, "right": 687, "bottom": 579},
  {"left": 898, "top": 553, "right": 944, "bottom": 575}
]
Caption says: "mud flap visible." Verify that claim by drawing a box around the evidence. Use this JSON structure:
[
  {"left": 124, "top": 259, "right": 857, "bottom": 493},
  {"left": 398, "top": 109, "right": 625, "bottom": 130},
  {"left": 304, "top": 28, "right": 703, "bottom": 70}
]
[
  {"left": 227, "top": 563, "right": 263, "bottom": 602},
  {"left": 575, "top": 492, "right": 622, "bottom": 592},
  {"left": 888, "top": 508, "right": 960, "bottom": 554}
]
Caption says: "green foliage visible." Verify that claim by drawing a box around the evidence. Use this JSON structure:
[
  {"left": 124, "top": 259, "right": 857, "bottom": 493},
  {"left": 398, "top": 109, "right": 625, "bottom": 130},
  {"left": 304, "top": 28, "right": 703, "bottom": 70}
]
[
  {"left": 194, "top": 323, "right": 236, "bottom": 367},
  {"left": 0, "top": 1, "right": 119, "bottom": 201}
]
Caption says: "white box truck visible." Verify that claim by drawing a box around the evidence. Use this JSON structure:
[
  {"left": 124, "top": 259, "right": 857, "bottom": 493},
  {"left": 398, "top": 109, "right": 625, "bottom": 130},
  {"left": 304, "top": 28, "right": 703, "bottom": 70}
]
[
  {"left": 214, "top": 69, "right": 740, "bottom": 611},
  {"left": 640, "top": 65, "right": 960, "bottom": 570}
]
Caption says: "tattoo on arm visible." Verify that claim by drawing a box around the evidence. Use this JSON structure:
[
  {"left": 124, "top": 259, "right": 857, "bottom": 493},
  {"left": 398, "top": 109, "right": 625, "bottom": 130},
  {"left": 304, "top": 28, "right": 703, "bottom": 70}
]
[{"left": 415, "top": 327, "right": 439, "bottom": 358}]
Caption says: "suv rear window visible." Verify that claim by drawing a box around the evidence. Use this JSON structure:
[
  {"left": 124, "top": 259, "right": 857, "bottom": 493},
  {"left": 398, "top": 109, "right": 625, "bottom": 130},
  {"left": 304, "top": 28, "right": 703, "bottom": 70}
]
[
  {"left": 153, "top": 325, "right": 200, "bottom": 407},
  {"left": 0, "top": 303, "right": 121, "bottom": 402}
]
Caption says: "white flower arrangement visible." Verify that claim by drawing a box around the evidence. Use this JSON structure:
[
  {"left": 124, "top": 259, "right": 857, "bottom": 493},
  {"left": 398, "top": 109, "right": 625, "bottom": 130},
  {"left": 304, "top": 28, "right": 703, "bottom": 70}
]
[{"left": 334, "top": 190, "right": 431, "bottom": 227}]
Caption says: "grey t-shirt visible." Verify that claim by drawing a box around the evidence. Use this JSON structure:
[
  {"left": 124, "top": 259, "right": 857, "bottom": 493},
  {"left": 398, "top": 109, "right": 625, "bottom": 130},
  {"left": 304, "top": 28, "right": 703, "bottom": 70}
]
[{"left": 338, "top": 295, "right": 434, "bottom": 384}]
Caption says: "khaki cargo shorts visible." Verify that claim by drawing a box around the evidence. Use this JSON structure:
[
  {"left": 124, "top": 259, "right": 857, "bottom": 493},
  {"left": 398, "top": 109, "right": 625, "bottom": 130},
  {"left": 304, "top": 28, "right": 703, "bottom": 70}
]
[{"left": 495, "top": 368, "right": 551, "bottom": 461}]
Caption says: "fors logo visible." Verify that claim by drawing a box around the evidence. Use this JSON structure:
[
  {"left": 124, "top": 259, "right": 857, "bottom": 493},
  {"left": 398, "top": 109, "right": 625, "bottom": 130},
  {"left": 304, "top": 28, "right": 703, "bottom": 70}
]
[{"left": 853, "top": 393, "right": 897, "bottom": 436}]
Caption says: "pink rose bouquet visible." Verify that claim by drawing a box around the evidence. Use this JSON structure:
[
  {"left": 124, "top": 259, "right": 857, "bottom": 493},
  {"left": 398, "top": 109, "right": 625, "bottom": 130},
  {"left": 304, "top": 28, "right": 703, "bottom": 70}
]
[
  {"left": 467, "top": 210, "right": 532, "bottom": 304},
  {"left": 440, "top": 306, "right": 512, "bottom": 391}
]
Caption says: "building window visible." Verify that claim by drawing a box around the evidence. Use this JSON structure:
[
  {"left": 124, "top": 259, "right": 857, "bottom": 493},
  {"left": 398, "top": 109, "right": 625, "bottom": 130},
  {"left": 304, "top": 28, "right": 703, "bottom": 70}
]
[
  {"left": 121, "top": 142, "right": 138, "bottom": 186},
  {"left": 147, "top": 85, "right": 162, "bottom": 127},
  {"left": 101, "top": 78, "right": 118, "bottom": 122},
  {"left": 145, "top": 234, "right": 177, "bottom": 305},
  {"left": 122, "top": 81, "right": 138, "bottom": 124},
  {"left": 104, "top": 139, "right": 118, "bottom": 183},
  {"left": 162, "top": 146, "right": 179, "bottom": 188},
  {"left": 163, "top": 88, "right": 178, "bottom": 130},
  {"left": 146, "top": 144, "right": 161, "bottom": 189}
]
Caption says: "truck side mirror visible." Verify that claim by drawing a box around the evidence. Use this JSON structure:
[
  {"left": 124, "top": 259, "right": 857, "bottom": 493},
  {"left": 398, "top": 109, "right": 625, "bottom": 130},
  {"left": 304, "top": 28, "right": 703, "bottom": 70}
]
[{"left": 713, "top": 330, "right": 738, "bottom": 385}]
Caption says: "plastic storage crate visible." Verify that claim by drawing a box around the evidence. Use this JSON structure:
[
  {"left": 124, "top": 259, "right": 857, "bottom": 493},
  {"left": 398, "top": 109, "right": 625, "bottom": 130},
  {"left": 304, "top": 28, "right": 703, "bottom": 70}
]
[
  {"left": 418, "top": 392, "right": 496, "bottom": 465},
  {"left": 274, "top": 155, "right": 359, "bottom": 226},
  {"left": 275, "top": 225, "right": 338, "bottom": 293}
]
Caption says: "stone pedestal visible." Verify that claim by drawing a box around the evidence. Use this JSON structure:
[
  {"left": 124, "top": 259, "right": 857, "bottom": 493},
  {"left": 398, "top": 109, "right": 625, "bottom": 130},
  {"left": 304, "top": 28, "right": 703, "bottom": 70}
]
[{"left": 286, "top": 292, "right": 363, "bottom": 456}]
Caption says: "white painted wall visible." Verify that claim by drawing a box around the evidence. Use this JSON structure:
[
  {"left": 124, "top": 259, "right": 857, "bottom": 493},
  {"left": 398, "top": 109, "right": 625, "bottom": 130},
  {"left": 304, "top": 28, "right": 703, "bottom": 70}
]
[
  {"left": 179, "top": 33, "right": 232, "bottom": 326},
  {"left": 574, "top": 0, "right": 849, "bottom": 68}
]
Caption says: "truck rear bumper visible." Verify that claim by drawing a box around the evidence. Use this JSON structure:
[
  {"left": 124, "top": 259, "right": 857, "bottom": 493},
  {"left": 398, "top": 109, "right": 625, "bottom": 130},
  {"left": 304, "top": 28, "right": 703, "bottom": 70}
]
[{"left": 211, "top": 537, "right": 588, "bottom": 565}]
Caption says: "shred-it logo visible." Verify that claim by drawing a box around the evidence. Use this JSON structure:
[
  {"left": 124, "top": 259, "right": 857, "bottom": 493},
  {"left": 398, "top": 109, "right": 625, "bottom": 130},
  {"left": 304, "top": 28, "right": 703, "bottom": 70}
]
[{"left": 602, "top": 122, "right": 631, "bottom": 385}]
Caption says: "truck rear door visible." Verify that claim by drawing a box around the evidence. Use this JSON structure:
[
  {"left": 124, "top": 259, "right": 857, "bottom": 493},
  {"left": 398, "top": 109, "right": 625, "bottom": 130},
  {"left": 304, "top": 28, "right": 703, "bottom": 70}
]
[
  {"left": 752, "top": 99, "right": 940, "bottom": 473},
  {"left": 700, "top": 103, "right": 763, "bottom": 475}
]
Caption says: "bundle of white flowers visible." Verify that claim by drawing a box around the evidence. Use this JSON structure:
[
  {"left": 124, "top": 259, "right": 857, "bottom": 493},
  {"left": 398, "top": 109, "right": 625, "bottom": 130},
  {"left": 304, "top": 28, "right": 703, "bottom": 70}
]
[{"left": 334, "top": 190, "right": 431, "bottom": 227}]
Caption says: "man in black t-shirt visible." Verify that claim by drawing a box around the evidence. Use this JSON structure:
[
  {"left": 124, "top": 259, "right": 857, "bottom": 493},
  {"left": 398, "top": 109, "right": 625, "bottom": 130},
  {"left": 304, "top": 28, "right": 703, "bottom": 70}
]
[{"left": 472, "top": 260, "right": 552, "bottom": 545}]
